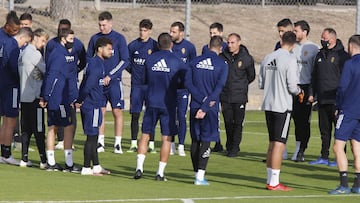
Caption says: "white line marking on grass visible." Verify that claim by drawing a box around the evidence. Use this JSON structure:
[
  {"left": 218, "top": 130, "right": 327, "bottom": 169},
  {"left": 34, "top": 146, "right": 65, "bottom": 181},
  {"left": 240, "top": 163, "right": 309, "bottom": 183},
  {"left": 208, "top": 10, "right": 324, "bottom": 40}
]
[{"left": 2, "top": 195, "right": 358, "bottom": 203}]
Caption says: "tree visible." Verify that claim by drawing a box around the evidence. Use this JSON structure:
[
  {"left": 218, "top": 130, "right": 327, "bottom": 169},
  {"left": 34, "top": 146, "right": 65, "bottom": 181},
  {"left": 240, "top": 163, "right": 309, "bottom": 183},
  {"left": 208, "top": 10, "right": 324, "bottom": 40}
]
[{"left": 50, "top": 0, "right": 79, "bottom": 23}]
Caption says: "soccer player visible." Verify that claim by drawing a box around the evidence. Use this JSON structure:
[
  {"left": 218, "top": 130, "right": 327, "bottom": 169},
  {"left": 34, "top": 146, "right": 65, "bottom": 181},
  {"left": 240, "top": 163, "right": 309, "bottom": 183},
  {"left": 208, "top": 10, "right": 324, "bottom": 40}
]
[
  {"left": 77, "top": 37, "right": 113, "bottom": 176},
  {"left": 187, "top": 36, "right": 228, "bottom": 185},
  {"left": 87, "top": 11, "right": 130, "bottom": 154},
  {"left": 127, "top": 19, "right": 158, "bottom": 153},
  {"left": 45, "top": 19, "right": 86, "bottom": 151},
  {"left": 18, "top": 28, "right": 49, "bottom": 168},
  {"left": 40, "top": 28, "right": 80, "bottom": 172},
  {"left": 220, "top": 33, "right": 256, "bottom": 157},
  {"left": 291, "top": 20, "right": 319, "bottom": 162},
  {"left": 133, "top": 33, "right": 187, "bottom": 181},
  {"left": 0, "top": 11, "right": 32, "bottom": 165},
  {"left": 328, "top": 35, "right": 360, "bottom": 195},
  {"left": 19, "top": 12, "right": 32, "bottom": 28},
  {"left": 259, "top": 31, "right": 302, "bottom": 191},
  {"left": 201, "top": 22, "right": 227, "bottom": 153},
  {"left": 169, "top": 21, "right": 196, "bottom": 156},
  {"left": 274, "top": 18, "right": 293, "bottom": 51}
]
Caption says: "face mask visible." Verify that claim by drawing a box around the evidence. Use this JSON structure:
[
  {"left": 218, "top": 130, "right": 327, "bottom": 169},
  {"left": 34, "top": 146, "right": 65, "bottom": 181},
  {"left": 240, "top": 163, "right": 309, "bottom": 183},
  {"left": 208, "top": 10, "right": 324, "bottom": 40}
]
[
  {"left": 65, "top": 41, "right": 74, "bottom": 49},
  {"left": 321, "top": 40, "right": 329, "bottom": 49}
]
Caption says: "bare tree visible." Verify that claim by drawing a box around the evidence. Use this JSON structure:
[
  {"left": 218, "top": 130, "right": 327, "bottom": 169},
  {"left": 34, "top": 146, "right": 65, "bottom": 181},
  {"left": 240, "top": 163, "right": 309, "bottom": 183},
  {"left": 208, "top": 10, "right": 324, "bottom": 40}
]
[{"left": 50, "top": 0, "right": 79, "bottom": 23}]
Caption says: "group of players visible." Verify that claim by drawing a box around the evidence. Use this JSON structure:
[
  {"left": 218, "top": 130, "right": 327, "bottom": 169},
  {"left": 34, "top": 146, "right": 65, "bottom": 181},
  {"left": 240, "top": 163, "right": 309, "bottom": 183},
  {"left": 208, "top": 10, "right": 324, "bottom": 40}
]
[{"left": 1, "top": 9, "right": 360, "bottom": 192}]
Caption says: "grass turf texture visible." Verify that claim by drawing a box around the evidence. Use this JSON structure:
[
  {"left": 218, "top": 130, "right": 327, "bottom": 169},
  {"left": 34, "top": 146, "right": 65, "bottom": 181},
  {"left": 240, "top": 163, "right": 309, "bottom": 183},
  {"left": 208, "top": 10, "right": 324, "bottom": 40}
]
[{"left": 1, "top": 110, "right": 360, "bottom": 202}]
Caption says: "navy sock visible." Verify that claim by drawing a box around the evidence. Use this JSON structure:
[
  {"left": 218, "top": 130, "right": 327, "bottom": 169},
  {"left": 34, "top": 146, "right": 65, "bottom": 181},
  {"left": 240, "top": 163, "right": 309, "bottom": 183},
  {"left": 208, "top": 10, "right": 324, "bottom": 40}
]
[
  {"left": 354, "top": 173, "right": 360, "bottom": 188},
  {"left": 340, "top": 171, "right": 348, "bottom": 187}
]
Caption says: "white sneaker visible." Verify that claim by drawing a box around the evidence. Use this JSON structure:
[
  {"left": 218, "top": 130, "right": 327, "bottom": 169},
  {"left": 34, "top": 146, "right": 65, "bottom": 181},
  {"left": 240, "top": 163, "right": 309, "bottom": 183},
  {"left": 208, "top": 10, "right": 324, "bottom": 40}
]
[
  {"left": 81, "top": 167, "right": 94, "bottom": 175},
  {"left": 170, "top": 142, "right": 176, "bottom": 155},
  {"left": 114, "top": 144, "right": 123, "bottom": 154},
  {"left": 55, "top": 141, "right": 64, "bottom": 150},
  {"left": 3, "top": 156, "right": 20, "bottom": 166},
  {"left": 97, "top": 146, "right": 105, "bottom": 153},
  {"left": 0, "top": 157, "right": 5, "bottom": 164},
  {"left": 178, "top": 144, "right": 186, "bottom": 157},
  {"left": 93, "top": 165, "right": 111, "bottom": 175},
  {"left": 19, "top": 160, "right": 32, "bottom": 167},
  {"left": 40, "top": 162, "right": 48, "bottom": 169}
]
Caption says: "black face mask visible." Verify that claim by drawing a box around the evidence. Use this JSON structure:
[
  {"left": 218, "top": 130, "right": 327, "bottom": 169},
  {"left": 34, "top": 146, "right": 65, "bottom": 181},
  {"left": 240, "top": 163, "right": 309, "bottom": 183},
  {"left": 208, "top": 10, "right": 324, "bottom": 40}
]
[
  {"left": 65, "top": 41, "right": 74, "bottom": 49},
  {"left": 321, "top": 40, "right": 330, "bottom": 49}
]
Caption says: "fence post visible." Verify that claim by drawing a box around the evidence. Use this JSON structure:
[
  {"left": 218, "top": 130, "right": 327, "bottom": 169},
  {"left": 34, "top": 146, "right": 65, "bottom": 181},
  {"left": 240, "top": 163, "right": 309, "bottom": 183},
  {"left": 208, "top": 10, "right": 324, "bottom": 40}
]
[
  {"left": 185, "top": 0, "right": 191, "bottom": 40},
  {"left": 357, "top": 0, "right": 360, "bottom": 34},
  {"left": 9, "top": 0, "right": 14, "bottom": 11},
  {"left": 94, "top": 0, "right": 100, "bottom": 10}
]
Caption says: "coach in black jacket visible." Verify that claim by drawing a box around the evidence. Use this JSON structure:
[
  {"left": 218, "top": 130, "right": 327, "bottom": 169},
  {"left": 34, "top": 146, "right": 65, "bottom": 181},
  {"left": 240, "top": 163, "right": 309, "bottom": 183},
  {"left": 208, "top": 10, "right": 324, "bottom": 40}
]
[
  {"left": 308, "top": 28, "right": 350, "bottom": 165},
  {"left": 220, "top": 33, "right": 256, "bottom": 157}
]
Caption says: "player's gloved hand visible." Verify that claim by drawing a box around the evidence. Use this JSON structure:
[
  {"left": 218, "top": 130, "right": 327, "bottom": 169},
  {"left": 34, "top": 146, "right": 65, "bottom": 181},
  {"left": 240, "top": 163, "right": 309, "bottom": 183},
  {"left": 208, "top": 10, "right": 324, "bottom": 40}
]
[
  {"left": 32, "top": 67, "right": 44, "bottom": 80},
  {"left": 298, "top": 89, "right": 304, "bottom": 103}
]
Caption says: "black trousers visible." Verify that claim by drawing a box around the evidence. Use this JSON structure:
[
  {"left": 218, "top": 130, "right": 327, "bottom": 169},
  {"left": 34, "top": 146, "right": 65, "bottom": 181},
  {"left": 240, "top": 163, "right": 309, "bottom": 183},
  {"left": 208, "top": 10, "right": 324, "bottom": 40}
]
[
  {"left": 292, "top": 84, "right": 312, "bottom": 153},
  {"left": 20, "top": 100, "right": 46, "bottom": 163},
  {"left": 318, "top": 104, "right": 336, "bottom": 159},
  {"left": 221, "top": 102, "right": 245, "bottom": 154}
]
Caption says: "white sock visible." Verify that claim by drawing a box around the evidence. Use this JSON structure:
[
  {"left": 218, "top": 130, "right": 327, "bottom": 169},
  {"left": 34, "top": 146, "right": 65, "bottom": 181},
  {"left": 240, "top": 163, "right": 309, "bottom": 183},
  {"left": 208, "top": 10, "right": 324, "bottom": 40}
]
[
  {"left": 266, "top": 167, "right": 272, "bottom": 184},
  {"left": 178, "top": 144, "right": 184, "bottom": 150},
  {"left": 148, "top": 141, "right": 155, "bottom": 149},
  {"left": 64, "top": 149, "right": 73, "bottom": 166},
  {"left": 197, "top": 169, "right": 205, "bottom": 181},
  {"left": 136, "top": 154, "right": 146, "bottom": 172},
  {"left": 194, "top": 171, "right": 198, "bottom": 178},
  {"left": 157, "top": 161, "right": 167, "bottom": 177},
  {"left": 131, "top": 140, "right": 137, "bottom": 147},
  {"left": 115, "top": 136, "right": 122, "bottom": 146},
  {"left": 269, "top": 169, "right": 280, "bottom": 186},
  {"left": 98, "top": 134, "right": 105, "bottom": 146},
  {"left": 294, "top": 141, "right": 300, "bottom": 154},
  {"left": 46, "top": 150, "right": 55, "bottom": 166}
]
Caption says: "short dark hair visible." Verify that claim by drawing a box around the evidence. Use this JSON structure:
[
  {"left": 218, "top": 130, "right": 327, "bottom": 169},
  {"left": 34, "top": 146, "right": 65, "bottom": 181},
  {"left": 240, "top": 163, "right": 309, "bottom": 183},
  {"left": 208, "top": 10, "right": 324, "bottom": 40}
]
[
  {"left": 139, "top": 19, "right": 153, "bottom": 30},
  {"left": 349, "top": 35, "right": 360, "bottom": 48},
  {"left": 323, "top": 27, "right": 337, "bottom": 37},
  {"left": 99, "top": 11, "right": 112, "bottom": 21},
  {"left": 209, "top": 35, "right": 223, "bottom": 49},
  {"left": 6, "top": 11, "right": 20, "bottom": 26},
  {"left": 20, "top": 13, "right": 32, "bottom": 21},
  {"left": 158, "top": 32, "right": 172, "bottom": 49},
  {"left": 281, "top": 31, "right": 296, "bottom": 46},
  {"left": 277, "top": 18, "right": 292, "bottom": 27},
  {"left": 210, "top": 22, "right": 223, "bottom": 32},
  {"left": 171, "top": 21, "right": 184, "bottom": 32},
  {"left": 59, "top": 19, "right": 71, "bottom": 28},
  {"left": 17, "top": 27, "right": 33, "bottom": 41},
  {"left": 228, "top": 33, "right": 241, "bottom": 41},
  {"left": 294, "top": 20, "right": 310, "bottom": 36},
  {"left": 95, "top": 37, "right": 113, "bottom": 52},
  {"left": 59, "top": 28, "right": 74, "bottom": 39}
]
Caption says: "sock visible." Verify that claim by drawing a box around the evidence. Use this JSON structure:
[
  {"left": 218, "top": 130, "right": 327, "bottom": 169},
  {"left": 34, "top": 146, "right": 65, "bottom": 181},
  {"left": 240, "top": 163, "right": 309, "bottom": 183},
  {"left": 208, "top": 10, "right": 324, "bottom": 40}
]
[
  {"left": 46, "top": 150, "right": 55, "bottom": 166},
  {"left": 148, "top": 141, "right": 154, "bottom": 149},
  {"left": 178, "top": 144, "right": 184, "bottom": 151},
  {"left": 197, "top": 169, "right": 205, "bottom": 181},
  {"left": 2, "top": 145, "right": 11, "bottom": 158},
  {"left": 354, "top": 173, "right": 360, "bottom": 188},
  {"left": 340, "top": 171, "right": 348, "bottom": 187},
  {"left": 115, "top": 136, "right": 122, "bottom": 146},
  {"left": 157, "top": 161, "right": 167, "bottom": 177},
  {"left": 266, "top": 167, "right": 272, "bottom": 184},
  {"left": 131, "top": 140, "right": 137, "bottom": 147},
  {"left": 294, "top": 141, "right": 300, "bottom": 154},
  {"left": 64, "top": 149, "right": 73, "bottom": 166},
  {"left": 269, "top": 169, "right": 280, "bottom": 186},
  {"left": 194, "top": 171, "right": 198, "bottom": 178},
  {"left": 136, "top": 154, "right": 146, "bottom": 172},
  {"left": 98, "top": 134, "right": 105, "bottom": 147}
]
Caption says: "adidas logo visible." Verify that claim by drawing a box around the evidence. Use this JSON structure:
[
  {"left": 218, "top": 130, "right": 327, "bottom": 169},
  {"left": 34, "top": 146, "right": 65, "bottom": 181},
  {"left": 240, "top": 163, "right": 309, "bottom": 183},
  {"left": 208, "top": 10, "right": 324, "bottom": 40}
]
[
  {"left": 116, "top": 102, "right": 121, "bottom": 107},
  {"left": 134, "top": 51, "right": 139, "bottom": 54},
  {"left": 202, "top": 148, "right": 211, "bottom": 158},
  {"left": 265, "top": 59, "right": 277, "bottom": 70},
  {"left": 196, "top": 58, "right": 214, "bottom": 70},
  {"left": 151, "top": 59, "right": 170, "bottom": 72},
  {"left": 318, "top": 58, "right": 322, "bottom": 62},
  {"left": 0, "top": 45, "right": 3, "bottom": 57}
]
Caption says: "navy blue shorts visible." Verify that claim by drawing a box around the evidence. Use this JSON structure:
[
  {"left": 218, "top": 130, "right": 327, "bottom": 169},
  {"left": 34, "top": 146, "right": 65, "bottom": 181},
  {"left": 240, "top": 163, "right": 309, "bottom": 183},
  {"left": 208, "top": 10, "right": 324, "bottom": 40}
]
[
  {"left": 265, "top": 111, "right": 291, "bottom": 144},
  {"left": 80, "top": 107, "right": 102, "bottom": 135},
  {"left": 47, "top": 105, "right": 73, "bottom": 127},
  {"left": 0, "top": 87, "right": 19, "bottom": 117},
  {"left": 130, "top": 85, "right": 147, "bottom": 113},
  {"left": 189, "top": 108, "right": 220, "bottom": 142},
  {"left": 102, "top": 79, "right": 125, "bottom": 109},
  {"left": 335, "top": 113, "right": 360, "bottom": 142},
  {"left": 142, "top": 106, "right": 177, "bottom": 136}
]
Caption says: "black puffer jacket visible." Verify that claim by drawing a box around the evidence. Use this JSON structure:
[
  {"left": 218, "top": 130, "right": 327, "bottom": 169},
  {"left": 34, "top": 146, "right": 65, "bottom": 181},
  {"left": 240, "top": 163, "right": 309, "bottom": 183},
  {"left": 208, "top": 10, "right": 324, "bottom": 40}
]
[
  {"left": 220, "top": 45, "right": 256, "bottom": 104},
  {"left": 310, "top": 39, "right": 350, "bottom": 104}
]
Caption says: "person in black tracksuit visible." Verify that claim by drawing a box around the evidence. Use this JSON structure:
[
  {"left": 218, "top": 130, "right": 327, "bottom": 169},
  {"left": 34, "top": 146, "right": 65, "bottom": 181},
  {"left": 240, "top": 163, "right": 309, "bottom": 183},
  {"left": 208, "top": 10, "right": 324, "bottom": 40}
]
[
  {"left": 220, "top": 33, "right": 255, "bottom": 157},
  {"left": 308, "top": 28, "right": 350, "bottom": 166}
]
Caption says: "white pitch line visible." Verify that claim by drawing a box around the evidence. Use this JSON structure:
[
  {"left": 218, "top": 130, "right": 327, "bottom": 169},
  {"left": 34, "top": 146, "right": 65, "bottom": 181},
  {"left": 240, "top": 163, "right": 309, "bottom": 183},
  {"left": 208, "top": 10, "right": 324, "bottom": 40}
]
[{"left": 1, "top": 194, "right": 358, "bottom": 203}]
